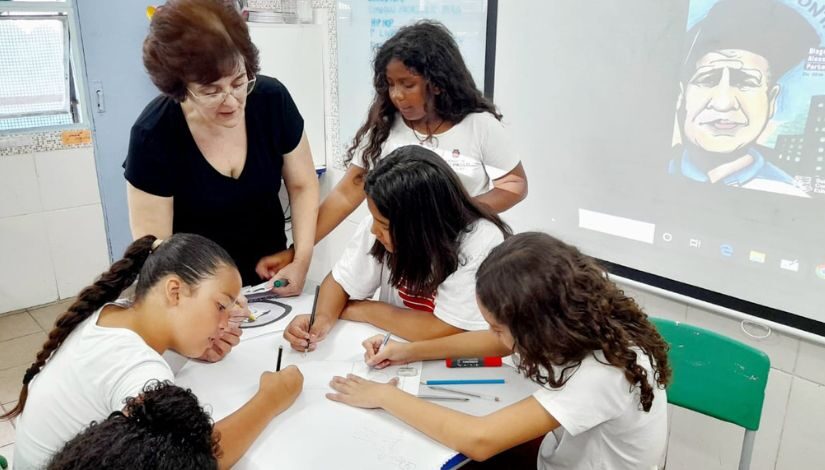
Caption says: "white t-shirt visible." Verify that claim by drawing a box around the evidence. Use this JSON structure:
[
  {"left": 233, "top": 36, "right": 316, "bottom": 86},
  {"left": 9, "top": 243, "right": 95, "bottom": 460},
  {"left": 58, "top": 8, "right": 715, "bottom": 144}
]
[
  {"left": 352, "top": 112, "right": 520, "bottom": 197},
  {"left": 532, "top": 350, "right": 667, "bottom": 470},
  {"left": 331, "top": 216, "right": 504, "bottom": 331},
  {"left": 14, "top": 303, "right": 174, "bottom": 469}
]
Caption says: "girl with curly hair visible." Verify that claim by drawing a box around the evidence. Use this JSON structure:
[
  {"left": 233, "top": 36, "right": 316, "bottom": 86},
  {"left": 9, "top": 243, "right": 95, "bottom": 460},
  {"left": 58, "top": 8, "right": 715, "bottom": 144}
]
[
  {"left": 265, "top": 20, "right": 528, "bottom": 275},
  {"left": 327, "top": 232, "right": 671, "bottom": 469},
  {"left": 47, "top": 381, "right": 219, "bottom": 470},
  {"left": 2, "top": 234, "right": 303, "bottom": 469}
]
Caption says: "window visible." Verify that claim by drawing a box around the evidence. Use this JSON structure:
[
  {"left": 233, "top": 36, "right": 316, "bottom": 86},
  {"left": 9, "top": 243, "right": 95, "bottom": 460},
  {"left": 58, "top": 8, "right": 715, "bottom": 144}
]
[{"left": 0, "top": 0, "right": 84, "bottom": 132}]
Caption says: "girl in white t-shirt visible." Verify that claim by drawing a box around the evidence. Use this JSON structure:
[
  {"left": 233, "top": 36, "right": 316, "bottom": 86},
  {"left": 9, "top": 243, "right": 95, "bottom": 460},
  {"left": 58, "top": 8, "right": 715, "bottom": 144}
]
[
  {"left": 2, "top": 233, "right": 303, "bottom": 470},
  {"left": 283, "top": 145, "right": 511, "bottom": 350},
  {"left": 327, "top": 232, "right": 672, "bottom": 470},
  {"left": 256, "top": 20, "right": 528, "bottom": 278}
]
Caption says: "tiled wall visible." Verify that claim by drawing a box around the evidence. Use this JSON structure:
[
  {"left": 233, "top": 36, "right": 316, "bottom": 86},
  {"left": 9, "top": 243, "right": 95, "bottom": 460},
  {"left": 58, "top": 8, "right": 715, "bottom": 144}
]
[
  {"left": 621, "top": 285, "right": 825, "bottom": 470},
  {"left": 0, "top": 144, "right": 110, "bottom": 313}
]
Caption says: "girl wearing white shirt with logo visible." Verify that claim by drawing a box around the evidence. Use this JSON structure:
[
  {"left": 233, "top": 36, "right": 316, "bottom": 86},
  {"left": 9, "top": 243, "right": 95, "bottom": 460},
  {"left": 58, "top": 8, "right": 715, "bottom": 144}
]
[
  {"left": 258, "top": 20, "right": 528, "bottom": 275},
  {"left": 328, "top": 232, "right": 671, "bottom": 470},
  {"left": 283, "top": 145, "right": 511, "bottom": 348}
]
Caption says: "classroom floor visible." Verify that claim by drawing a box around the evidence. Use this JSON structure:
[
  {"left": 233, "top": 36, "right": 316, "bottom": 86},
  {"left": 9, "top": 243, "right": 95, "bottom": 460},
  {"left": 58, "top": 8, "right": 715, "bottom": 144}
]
[{"left": 0, "top": 298, "right": 75, "bottom": 468}]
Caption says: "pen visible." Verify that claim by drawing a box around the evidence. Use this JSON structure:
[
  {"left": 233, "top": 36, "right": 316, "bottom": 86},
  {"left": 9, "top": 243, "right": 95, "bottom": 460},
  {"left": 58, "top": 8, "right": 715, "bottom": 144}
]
[
  {"left": 306, "top": 285, "right": 320, "bottom": 353},
  {"left": 416, "top": 394, "right": 470, "bottom": 402},
  {"left": 273, "top": 279, "right": 290, "bottom": 288},
  {"left": 378, "top": 332, "right": 391, "bottom": 352},
  {"left": 424, "top": 379, "right": 505, "bottom": 385},
  {"left": 276, "top": 345, "right": 283, "bottom": 371},
  {"left": 425, "top": 384, "right": 500, "bottom": 402}
]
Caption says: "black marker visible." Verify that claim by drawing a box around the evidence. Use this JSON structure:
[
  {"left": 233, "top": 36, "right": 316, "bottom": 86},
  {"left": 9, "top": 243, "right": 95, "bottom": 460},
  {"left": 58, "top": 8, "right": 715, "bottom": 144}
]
[{"left": 276, "top": 345, "right": 283, "bottom": 371}]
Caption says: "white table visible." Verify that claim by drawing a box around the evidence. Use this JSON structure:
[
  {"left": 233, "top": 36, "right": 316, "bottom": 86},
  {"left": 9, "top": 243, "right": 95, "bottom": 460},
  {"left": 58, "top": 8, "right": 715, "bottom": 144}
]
[{"left": 175, "top": 293, "right": 538, "bottom": 469}]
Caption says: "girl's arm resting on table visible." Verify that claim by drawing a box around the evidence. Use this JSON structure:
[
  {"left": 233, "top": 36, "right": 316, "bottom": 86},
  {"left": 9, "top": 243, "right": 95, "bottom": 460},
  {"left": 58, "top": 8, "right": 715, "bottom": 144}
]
[
  {"left": 342, "top": 300, "right": 465, "bottom": 341},
  {"left": 316, "top": 165, "right": 367, "bottom": 243},
  {"left": 329, "top": 379, "right": 557, "bottom": 462},
  {"left": 126, "top": 182, "right": 173, "bottom": 239},
  {"left": 475, "top": 162, "right": 528, "bottom": 213},
  {"left": 364, "top": 330, "right": 510, "bottom": 367},
  {"left": 213, "top": 367, "right": 303, "bottom": 469}
]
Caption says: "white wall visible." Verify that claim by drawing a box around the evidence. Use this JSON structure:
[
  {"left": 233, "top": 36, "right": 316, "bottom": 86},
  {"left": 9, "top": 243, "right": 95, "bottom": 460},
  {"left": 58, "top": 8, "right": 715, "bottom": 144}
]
[{"left": 0, "top": 145, "right": 110, "bottom": 313}]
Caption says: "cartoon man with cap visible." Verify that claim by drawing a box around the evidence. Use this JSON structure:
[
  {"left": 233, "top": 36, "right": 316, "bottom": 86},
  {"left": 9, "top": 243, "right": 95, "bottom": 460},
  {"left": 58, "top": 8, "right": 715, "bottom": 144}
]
[{"left": 670, "top": 0, "right": 818, "bottom": 197}]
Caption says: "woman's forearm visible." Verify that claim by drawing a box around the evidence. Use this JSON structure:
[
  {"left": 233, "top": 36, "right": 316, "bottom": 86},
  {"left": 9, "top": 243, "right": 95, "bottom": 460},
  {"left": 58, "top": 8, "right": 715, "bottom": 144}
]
[{"left": 288, "top": 182, "right": 319, "bottom": 265}]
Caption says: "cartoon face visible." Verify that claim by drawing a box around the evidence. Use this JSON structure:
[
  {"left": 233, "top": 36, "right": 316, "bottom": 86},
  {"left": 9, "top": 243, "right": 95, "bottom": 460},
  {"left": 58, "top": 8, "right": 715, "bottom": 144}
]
[{"left": 681, "top": 49, "right": 779, "bottom": 154}]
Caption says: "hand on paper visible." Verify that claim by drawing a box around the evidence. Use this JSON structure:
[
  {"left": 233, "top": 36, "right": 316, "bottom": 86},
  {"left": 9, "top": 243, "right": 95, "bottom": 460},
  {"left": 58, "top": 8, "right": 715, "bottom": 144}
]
[
  {"left": 283, "top": 314, "right": 333, "bottom": 351},
  {"left": 326, "top": 373, "right": 399, "bottom": 409},
  {"left": 362, "top": 335, "right": 411, "bottom": 369},
  {"left": 260, "top": 365, "right": 304, "bottom": 405},
  {"left": 270, "top": 260, "right": 308, "bottom": 297}
]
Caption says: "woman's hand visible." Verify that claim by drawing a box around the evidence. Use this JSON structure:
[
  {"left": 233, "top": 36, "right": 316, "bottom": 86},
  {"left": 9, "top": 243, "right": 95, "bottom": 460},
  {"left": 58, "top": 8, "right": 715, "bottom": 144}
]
[
  {"left": 255, "top": 247, "right": 294, "bottom": 280},
  {"left": 326, "top": 374, "right": 399, "bottom": 409},
  {"left": 362, "top": 335, "right": 414, "bottom": 369},
  {"left": 255, "top": 247, "right": 308, "bottom": 297},
  {"left": 283, "top": 314, "right": 334, "bottom": 351}
]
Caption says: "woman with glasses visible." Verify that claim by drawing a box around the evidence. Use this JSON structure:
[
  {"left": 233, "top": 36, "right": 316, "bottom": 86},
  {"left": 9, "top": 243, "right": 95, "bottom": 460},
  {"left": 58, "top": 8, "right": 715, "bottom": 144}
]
[{"left": 124, "top": 0, "right": 319, "bottom": 361}]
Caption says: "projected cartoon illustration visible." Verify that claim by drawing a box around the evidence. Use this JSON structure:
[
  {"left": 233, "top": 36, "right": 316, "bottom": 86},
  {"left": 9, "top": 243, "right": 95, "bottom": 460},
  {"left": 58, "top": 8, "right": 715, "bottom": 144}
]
[{"left": 670, "top": 0, "right": 825, "bottom": 198}]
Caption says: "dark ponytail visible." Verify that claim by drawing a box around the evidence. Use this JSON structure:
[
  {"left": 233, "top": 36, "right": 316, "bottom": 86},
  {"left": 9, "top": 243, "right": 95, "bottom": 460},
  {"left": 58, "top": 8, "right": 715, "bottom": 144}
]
[{"left": 1, "top": 233, "right": 236, "bottom": 421}]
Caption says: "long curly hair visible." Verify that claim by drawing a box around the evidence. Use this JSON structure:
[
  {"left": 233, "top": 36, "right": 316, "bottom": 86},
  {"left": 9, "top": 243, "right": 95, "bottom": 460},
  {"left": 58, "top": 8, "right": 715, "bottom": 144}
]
[
  {"left": 47, "top": 380, "right": 220, "bottom": 469},
  {"left": 0, "top": 233, "right": 236, "bottom": 421},
  {"left": 347, "top": 20, "right": 501, "bottom": 169},
  {"left": 476, "top": 233, "right": 671, "bottom": 412}
]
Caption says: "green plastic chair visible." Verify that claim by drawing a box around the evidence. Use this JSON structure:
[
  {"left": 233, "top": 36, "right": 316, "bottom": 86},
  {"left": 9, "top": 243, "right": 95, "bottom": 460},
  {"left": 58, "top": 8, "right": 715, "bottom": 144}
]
[{"left": 650, "top": 317, "right": 770, "bottom": 470}]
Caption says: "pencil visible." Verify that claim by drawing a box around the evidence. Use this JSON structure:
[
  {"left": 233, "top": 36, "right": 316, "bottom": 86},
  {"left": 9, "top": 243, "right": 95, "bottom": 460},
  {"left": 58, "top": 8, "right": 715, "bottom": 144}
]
[
  {"left": 276, "top": 345, "right": 283, "bottom": 371},
  {"left": 416, "top": 394, "right": 469, "bottom": 402},
  {"left": 306, "top": 285, "right": 320, "bottom": 353},
  {"left": 424, "top": 379, "right": 505, "bottom": 385},
  {"left": 426, "top": 384, "right": 500, "bottom": 402}
]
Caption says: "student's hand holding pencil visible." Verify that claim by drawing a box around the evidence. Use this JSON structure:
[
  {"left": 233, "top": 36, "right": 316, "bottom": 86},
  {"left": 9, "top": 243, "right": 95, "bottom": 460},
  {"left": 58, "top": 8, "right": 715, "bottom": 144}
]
[
  {"left": 259, "top": 365, "right": 304, "bottom": 408},
  {"left": 283, "top": 314, "right": 333, "bottom": 351},
  {"left": 362, "top": 335, "right": 412, "bottom": 369}
]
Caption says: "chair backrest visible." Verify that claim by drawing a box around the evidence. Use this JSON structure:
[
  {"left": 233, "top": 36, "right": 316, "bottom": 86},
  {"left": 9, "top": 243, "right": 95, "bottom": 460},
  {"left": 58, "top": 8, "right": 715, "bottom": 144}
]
[{"left": 650, "top": 317, "right": 770, "bottom": 431}]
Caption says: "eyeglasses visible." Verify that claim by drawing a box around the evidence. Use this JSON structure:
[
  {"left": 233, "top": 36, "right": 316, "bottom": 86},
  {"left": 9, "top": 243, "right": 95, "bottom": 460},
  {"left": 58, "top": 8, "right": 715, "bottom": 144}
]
[{"left": 187, "top": 77, "right": 257, "bottom": 108}]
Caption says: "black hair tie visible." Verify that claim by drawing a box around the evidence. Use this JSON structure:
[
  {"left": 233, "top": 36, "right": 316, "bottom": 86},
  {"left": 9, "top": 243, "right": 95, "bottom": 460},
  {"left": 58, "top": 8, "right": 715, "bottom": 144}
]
[{"left": 22, "top": 365, "right": 39, "bottom": 385}]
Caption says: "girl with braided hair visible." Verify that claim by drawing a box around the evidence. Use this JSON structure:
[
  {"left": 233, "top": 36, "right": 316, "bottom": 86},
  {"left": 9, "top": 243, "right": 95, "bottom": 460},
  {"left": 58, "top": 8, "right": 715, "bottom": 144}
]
[
  {"left": 327, "top": 232, "right": 671, "bottom": 469},
  {"left": 1, "top": 233, "right": 303, "bottom": 469}
]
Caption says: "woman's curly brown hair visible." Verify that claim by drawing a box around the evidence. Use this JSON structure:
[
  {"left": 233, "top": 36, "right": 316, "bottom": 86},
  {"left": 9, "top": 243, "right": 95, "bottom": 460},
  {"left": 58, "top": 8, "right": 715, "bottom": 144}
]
[{"left": 476, "top": 232, "right": 671, "bottom": 412}]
